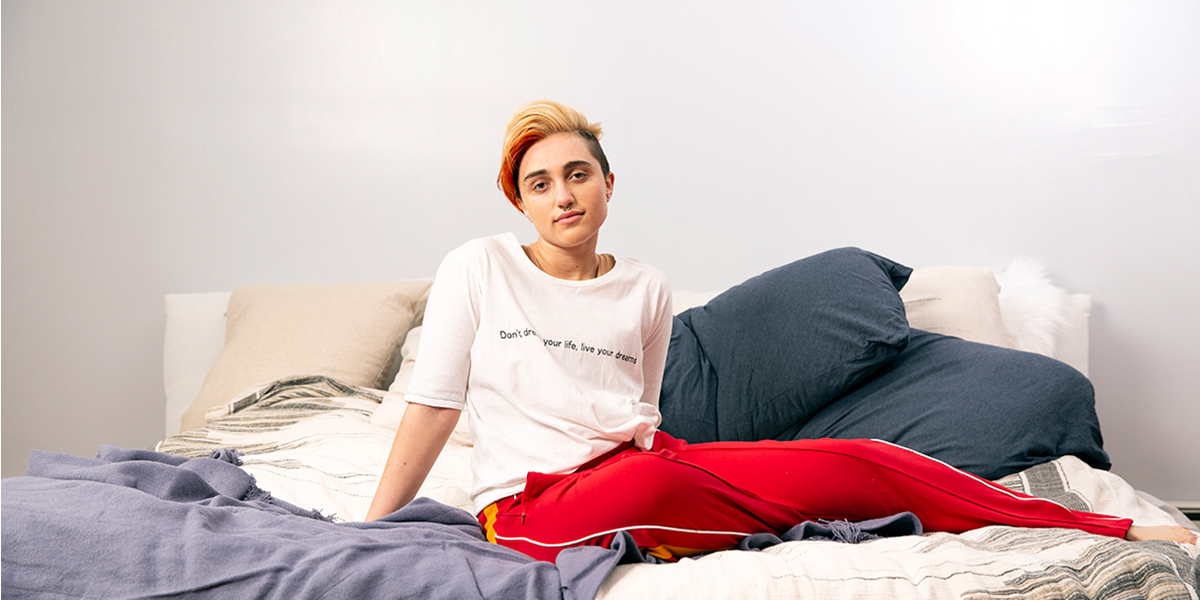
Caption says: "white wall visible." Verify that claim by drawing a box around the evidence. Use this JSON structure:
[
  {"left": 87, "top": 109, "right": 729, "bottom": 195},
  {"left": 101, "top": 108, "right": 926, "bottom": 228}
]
[{"left": 3, "top": 1, "right": 1197, "bottom": 500}]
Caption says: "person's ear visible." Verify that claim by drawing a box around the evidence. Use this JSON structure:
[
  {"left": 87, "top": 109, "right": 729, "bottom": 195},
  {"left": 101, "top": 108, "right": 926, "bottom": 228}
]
[{"left": 605, "top": 171, "right": 615, "bottom": 201}]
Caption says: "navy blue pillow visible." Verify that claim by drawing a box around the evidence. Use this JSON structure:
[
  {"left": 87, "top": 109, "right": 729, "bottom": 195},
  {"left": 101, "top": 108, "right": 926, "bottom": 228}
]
[
  {"left": 776, "top": 329, "right": 1110, "bottom": 480},
  {"left": 659, "top": 247, "right": 912, "bottom": 443}
]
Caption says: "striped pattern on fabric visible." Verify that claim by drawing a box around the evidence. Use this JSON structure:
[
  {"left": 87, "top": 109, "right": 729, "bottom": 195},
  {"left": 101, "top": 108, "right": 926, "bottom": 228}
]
[
  {"left": 158, "top": 375, "right": 384, "bottom": 457},
  {"left": 995, "top": 458, "right": 1094, "bottom": 513},
  {"left": 155, "top": 375, "right": 473, "bottom": 521},
  {"left": 597, "top": 525, "right": 1198, "bottom": 600},
  {"left": 956, "top": 528, "right": 1197, "bottom": 600}
]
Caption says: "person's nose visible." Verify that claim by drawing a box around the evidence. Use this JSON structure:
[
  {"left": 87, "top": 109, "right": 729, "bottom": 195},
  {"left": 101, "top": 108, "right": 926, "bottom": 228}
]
[{"left": 554, "top": 180, "right": 575, "bottom": 208}]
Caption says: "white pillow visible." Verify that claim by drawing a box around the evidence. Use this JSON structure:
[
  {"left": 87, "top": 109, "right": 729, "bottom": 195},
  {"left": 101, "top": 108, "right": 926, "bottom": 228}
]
[
  {"left": 163, "top": 292, "right": 232, "bottom": 438},
  {"left": 1056, "top": 293, "right": 1092, "bottom": 378}
]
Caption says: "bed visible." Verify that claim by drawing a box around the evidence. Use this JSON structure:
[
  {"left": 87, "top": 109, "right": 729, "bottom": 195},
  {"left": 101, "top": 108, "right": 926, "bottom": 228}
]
[{"left": 4, "top": 248, "right": 1197, "bottom": 600}]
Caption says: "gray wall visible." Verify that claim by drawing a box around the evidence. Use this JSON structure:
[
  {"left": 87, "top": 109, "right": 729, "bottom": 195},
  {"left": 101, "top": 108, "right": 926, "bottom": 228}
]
[{"left": 4, "top": 1, "right": 1198, "bottom": 501}]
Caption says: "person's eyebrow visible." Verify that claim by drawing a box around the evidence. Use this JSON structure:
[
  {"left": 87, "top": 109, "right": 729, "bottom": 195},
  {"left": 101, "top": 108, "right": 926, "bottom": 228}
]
[
  {"left": 522, "top": 160, "right": 594, "bottom": 184},
  {"left": 522, "top": 169, "right": 549, "bottom": 183},
  {"left": 561, "top": 160, "right": 593, "bottom": 172}
]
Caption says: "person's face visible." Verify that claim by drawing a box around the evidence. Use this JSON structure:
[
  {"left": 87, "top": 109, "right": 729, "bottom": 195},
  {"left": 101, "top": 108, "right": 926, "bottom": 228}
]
[{"left": 517, "top": 132, "right": 614, "bottom": 253}]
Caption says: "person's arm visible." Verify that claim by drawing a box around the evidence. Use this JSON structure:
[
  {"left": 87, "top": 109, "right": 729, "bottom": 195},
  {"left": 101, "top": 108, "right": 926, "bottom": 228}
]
[
  {"left": 365, "top": 403, "right": 461, "bottom": 521},
  {"left": 367, "top": 249, "right": 480, "bottom": 520}
]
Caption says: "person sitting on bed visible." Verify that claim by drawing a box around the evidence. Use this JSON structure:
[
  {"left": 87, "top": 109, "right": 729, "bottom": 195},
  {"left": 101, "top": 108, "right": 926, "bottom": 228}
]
[{"left": 365, "top": 100, "right": 1195, "bottom": 561}]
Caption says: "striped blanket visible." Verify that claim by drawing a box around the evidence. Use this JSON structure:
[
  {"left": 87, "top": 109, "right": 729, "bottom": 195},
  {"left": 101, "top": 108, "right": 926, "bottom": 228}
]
[
  {"left": 156, "top": 376, "right": 1199, "bottom": 600},
  {"left": 156, "top": 375, "right": 474, "bottom": 518}
]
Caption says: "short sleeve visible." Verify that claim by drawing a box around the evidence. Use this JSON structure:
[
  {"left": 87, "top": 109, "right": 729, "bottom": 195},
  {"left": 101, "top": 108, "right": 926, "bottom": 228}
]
[
  {"left": 404, "top": 252, "right": 479, "bottom": 411},
  {"left": 639, "top": 279, "right": 673, "bottom": 409}
]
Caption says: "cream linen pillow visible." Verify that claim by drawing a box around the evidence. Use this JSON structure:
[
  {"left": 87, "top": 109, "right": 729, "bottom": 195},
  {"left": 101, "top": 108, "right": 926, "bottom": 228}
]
[
  {"left": 181, "top": 280, "right": 432, "bottom": 432},
  {"left": 900, "top": 266, "right": 1011, "bottom": 348}
]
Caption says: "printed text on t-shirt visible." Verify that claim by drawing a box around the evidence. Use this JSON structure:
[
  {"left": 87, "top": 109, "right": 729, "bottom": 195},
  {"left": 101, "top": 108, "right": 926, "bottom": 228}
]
[{"left": 497, "top": 328, "right": 638, "bottom": 364}]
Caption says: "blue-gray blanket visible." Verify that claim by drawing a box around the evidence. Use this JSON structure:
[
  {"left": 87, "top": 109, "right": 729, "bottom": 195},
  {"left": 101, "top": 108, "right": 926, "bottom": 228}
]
[
  {"left": 1, "top": 447, "right": 626, "bottom": 600},
  {"left": 3, "top": 446, "right": 922, "bottom": 599}
]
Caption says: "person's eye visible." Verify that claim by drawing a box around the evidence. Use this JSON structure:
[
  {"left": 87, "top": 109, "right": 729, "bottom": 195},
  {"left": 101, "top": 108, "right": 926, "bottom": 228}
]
[
  {"left": 530, "top": 181, "right": 547, "bottom": 192},
  {"left": 570, "top": 171, "right": 588, "bottom": 181}
]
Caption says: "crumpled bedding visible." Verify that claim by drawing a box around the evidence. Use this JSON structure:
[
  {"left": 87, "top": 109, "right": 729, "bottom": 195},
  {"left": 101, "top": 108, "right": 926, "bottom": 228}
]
[
  {"left": 1, "top": 446, "right": 623, "bottom": 600},
  {"left": 8, "top": 376, "right": 1197, "bottom": 600},
  {"left": 2, "top": 444, "right": 925, "bottom": 600}
]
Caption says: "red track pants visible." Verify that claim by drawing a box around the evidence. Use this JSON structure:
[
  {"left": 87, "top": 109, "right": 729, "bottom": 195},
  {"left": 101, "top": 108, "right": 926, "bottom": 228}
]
[{"left": 477, "top": 433, "right": 1131, "bottom": 562}]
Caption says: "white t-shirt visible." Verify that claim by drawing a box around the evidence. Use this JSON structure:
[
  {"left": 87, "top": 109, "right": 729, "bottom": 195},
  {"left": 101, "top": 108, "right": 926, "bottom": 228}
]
[{"left": 404, "top": 232, "right": 673, "bottom": 513}]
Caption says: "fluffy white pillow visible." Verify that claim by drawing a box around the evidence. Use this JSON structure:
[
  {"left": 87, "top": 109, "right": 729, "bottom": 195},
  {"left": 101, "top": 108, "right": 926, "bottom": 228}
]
[
  {"left": 995, "top": 257, "right": 1090, "bottom": 376},
  {"left": 995, "top": 257, "right": 1069, "bottom": 357}
]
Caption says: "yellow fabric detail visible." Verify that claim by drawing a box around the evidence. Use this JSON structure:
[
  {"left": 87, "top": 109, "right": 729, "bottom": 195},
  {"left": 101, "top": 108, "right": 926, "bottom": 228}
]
[
  {"left": 644, "top": 544, "right": 710, "bottom": 560},
  {"left": 482, "top": 503, "right": 500, "bottom": 544}
]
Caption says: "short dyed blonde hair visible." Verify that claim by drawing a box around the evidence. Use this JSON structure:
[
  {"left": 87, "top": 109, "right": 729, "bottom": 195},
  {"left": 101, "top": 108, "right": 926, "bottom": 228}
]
[{"left": 497, "top": 100, "right": 609, "bottom": 211}]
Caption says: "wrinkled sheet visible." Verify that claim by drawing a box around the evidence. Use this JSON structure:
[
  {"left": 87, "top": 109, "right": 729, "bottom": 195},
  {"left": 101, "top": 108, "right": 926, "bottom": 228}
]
[{"left": 1, "top": 446, "right": 623, "bottom": 600}]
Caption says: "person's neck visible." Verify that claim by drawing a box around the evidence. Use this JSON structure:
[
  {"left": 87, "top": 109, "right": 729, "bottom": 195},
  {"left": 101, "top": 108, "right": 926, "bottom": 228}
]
[{"left": 523, "top": 239, "right": 601, "bottom": 281}]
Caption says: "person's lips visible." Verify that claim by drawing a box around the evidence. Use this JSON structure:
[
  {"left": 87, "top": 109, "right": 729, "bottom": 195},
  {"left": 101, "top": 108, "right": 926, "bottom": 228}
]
[{"left": 556, "top": 210, "right": 583, "bottom": 224}]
